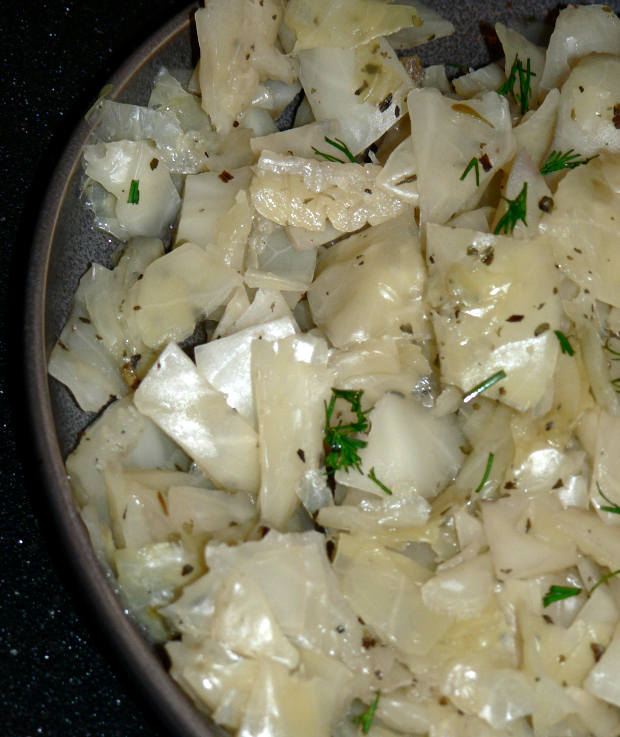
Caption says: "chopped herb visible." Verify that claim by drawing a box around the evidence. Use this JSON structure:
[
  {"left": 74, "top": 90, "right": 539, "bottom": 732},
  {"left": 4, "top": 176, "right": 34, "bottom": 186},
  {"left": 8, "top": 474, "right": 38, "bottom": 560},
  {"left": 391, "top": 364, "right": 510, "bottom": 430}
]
[
  {"left": 368, "top": 467, "right": 392, "bottom": 495},
  {"left": 463, "top": 370, "right": 507, "bottom": 403},
  {"left": 604, "top": 339, "right": 620, "bottom": 360},
  {"left": 554, "top": 330, "right": 575, "bottom": 356},
  {"left": 494, "top": 182, "right": 528, "bottom": 235},
  {"left": 313, "top": 136, "right": 357, "bottom": 164},
  {"left": 540, "top": 149, "right": 597, "bottom": 175},
  {"left": 498, "top": 55, "right": 536, "bottom": 115},
  {"left": 127, "top": 179, "right": 140, "bottom": 205},
  {"left": 475, "top": 452, "right": 494, "bottom": 493},
  {"left": 598, "top": 482, "right": 620, "bottom": 515},
  {"left": 589, "top": 569, "right": 620, "bottom": 594},
  {"left": 353, "top": 691, "right": 381, "bottom": 734},
  {"left": 612, "top": 377, "right": 620, "bottom": 395},
  {"left": 324, "top": 389, "right": 371, "bottom": 475},
  {"left": 460, "top": 157, "right": 480, "bottom": 186},
  {"left": 542, "top": 585, "right": 582, "bottom": 607}
]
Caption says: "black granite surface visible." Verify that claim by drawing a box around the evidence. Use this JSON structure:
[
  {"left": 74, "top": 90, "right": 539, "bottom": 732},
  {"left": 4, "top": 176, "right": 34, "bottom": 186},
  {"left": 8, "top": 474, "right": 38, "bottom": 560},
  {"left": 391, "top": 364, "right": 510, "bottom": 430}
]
[{"left": 1, "top": 3, "right": 189, "bottom": 735}]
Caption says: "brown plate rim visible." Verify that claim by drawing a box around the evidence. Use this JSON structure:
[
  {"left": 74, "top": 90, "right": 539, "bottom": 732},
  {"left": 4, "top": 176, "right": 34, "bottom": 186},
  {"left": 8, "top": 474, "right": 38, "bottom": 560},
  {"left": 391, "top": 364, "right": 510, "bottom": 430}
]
[{"left": 24, "top": 5, "right": 216, "bottom": 737}]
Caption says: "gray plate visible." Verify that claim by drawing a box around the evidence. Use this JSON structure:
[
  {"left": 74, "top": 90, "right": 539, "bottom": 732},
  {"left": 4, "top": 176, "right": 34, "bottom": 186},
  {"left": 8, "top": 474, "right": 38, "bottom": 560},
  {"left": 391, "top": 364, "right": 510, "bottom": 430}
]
[{"left": 24, "top": 2, "right": 619, "bottom": 735}]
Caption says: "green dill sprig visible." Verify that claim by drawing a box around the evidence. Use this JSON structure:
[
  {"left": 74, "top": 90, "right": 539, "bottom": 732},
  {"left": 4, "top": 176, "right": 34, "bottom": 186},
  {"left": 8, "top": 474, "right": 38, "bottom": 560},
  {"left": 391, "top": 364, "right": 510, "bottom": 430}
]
[
  {"left": 312, "top": 136, "right": 357, "bottom": 164},
  {"left": 460, "top": 157, "right": 480, "bottom": 186},
  {"left": 540, "top": 149, "right": 597, "bottom": 176},
  {"left": 353, "top": 691, "right": 381, "bottom": 734},
  {"left": 597, "top": 482, "right": 620, "bottom": 514},
  {"left": 475, "top": 452, "right": 494, "bottom": 493},
  {"left": 604, "top": 339, "right": 620, "bottom": 360},
  {"left": 368, "top": 467, "right": 392, "bottom": 496},
  {"left": 324, "top": 389, "right": 371, "bottom": 474},
  {"left": 494, "top": 182, "right": 528, "bottom": 235},
  {"left": 542, "top": 585, "right": 582, "bottom": 607},
  {"left": 590, "top": 569, "right": 620, "bottom": 595},
  {"left": 498, "top": 56, "right": 536, "bottom": 115},
  {"left": 127, "top": 179, "right": 140, "bottom": 205},
  {"left": 554, "top": 330, "right": 575, "bottom": 356},
  {"left": 543, "top": 570, "right": 620, "bottom": 607},
  {"left": 463, "top": 370, "right": 507, "bottom": 404}
]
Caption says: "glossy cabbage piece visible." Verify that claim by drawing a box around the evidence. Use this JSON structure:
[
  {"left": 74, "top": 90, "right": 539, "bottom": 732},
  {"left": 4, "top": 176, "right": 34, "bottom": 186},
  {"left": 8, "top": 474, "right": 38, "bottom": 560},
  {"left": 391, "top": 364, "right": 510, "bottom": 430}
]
[
  {"left": 427, "top": 225, "right": 562, "bottom": 412},
  {"left": 308, "top": 216, "right": 427, "bottom": 346},
  {"left": 195, "top": 0, "right": 296, "bottom": 135},
  {"left": 408, "top": 89, "right": 516, "bottom": 225},
  {"left": 83, "top": 139, "right": 181, "bottom": 239},
  {"left": 539, "top": 155, "right": 620, "bottom": 308},
  {"left": 134, "top": 343, "right": 260, "bottom": 494},
  {"left": 250, "top": 150, "right": 407, "bottom": 232},
  {"left": 252, "top": 333, "right": 331, "bottom": 529}
]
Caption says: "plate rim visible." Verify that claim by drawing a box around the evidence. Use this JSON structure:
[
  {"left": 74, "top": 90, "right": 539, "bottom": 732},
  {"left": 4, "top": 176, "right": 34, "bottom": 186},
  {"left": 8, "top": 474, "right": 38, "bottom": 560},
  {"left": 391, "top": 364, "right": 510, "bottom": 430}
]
[{"left": 23, "top": 5, "right": 218, "bottom": 736}]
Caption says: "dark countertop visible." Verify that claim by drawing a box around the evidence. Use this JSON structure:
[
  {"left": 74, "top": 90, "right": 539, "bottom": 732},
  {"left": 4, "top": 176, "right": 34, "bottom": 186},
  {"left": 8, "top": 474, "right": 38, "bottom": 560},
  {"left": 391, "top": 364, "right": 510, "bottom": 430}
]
[{"left": 1, "top": 3, "right": 188, "bottom": 735}]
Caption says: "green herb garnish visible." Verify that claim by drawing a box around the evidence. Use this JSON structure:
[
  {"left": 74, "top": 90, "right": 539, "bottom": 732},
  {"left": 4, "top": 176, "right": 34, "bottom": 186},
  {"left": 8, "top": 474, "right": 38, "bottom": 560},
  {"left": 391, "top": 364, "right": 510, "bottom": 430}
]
[
  {"left": 554, "top": 330, "right": 575, "bottom": 356},
  {"left": 353, "top": 691, "right": 381, "bottom": 734},
  {"left": 597, "top": 482, "right": 620, "bottom": 514},
  {"left": 494, "top": 182, "right": 528, "bottom": 235},
  {"left": 604, "top": 339, "right": 620, "bottom": 360},
  {"left": 589, "top": 569, "right": 620, "bottom": 595},
  {"left": 542, "top": 585, "right": 582, "bottom": 607},
  {"left": 324, "top": 389, "right": 371, "bottom": 474},
  {"left": 543, "top": 570, "right": 620, "bottom": 607},
  {"left": 368, "top": 467, "right": 392, "bottom": 496},
  {"left": 540, "top": 149, "right": 597, "bottom": 176},
  {"left": 460, "top": 157, "right": 480, "bottom": 186},
  {"left": 312, "top": 136, "right": 357, "bottom": 164},
  {"left": 498, "top": 56, "right": 536, "bottom": 115},
  {"left": 475, "top": 452, "right": 494, "bottom": 493},
  {"left": 463, "top": 370, "right": 507, "bottom": 404},
  {"left": 127, "top": 179, "right": 140, "bottom": 205}
]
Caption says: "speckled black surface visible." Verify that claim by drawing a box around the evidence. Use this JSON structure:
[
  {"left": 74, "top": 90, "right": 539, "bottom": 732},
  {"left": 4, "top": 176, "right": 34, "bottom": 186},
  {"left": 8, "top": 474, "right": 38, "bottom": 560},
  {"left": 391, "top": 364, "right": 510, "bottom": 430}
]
[
  {"left": 4, "top": 1, "right": 620, "bottom": 737},
  {"left": 2, "top": 3, "right": 190, "bottom": 735}
]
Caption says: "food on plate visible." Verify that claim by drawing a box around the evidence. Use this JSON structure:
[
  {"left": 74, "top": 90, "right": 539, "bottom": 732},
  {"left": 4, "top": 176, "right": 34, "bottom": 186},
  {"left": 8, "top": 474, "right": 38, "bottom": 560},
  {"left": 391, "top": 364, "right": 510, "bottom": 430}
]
[{"left": 48, "top": 1, "right": 620, "bottom": 736}]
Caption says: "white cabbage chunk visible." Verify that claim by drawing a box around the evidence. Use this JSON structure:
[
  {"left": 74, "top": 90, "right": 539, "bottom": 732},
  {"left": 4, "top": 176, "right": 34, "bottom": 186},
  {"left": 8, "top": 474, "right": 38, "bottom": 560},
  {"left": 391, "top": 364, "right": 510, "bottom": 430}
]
[
  {"left": 83, "top": 140, "right": 181, "bottom": 238},
  {"left": 333, "top": 535, "right": 454, "bottom": 657},
  {"left": 245, "top": 226, "right": 317, "bottom": 291},
  {"left": 250, "top": 121, "right": 340, "bottom": 159},
  {"left": 375, "top": 136, "right": 418, "bottom": 203},
  {"left": 585, "top": 623, "right": 620, "bottom": 708},
  {"left": 250, "top": 150, "right": 407, "bottom": 232},
  {"left": 427, "top": 225, "right": 562, "bottom": 412},
  {"left": 285, "top": 0, "right": 421, "bottom": 51},
  {"left": 67, "top": 397, "right": 188, "bottom": 519},
  {"left": 482, "top": 494, "right": 577, "bottom": 579},
  {"left": 551, "top": 54, "right": 620, "bottom": 159},
  {"left": 252, "top": 334, "right": 331, "bottom": 529},
  {"left": 452, "top": 62, "right": 505, "bottom": 100},
  {"left": 307, "top": 217, "right": 427, "bottom": 346},
  {"left": 540, "top": 4, "right": 620, "bottom": 91},
  {"left": 194, "top": 316, "right": 298, "bottom": 426},
  {"left": 495, "top": 22, "right": 546, "bottom": 106},
  {"left": 48, "top": 270, "right": 129, "bottom": 412},
  {"left": 512, "top": 88, "right": 560, "bottom": 168},
  {"left": 195, "top": 0, "right": 296, "bottom": 135},
  {"left": 298, "top": 38, "right": 413, "bottom": 155},
  {"left": 175, "top": 166, "right": 252, "bottom": 249},
  {"left": 124, "top": 242, "right": 242, "bottom": 350},
  {"left": 408, "top": 89, "right": 516, "bottom": 225},
  {"left": 334, "top": 392, "right": 465, "bottom": 500},
  {"left": 134, "top": 343, "right": 260, "bottom": 494},
  {"left": 538, "top": 154, "right": 620, "bottom": 308},
  {"left": 386, "top": 0, "right": 454, "bottom": 51}
]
